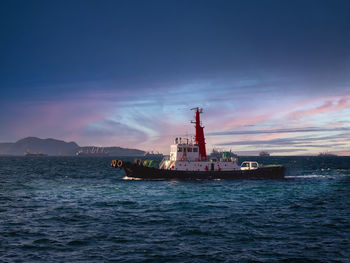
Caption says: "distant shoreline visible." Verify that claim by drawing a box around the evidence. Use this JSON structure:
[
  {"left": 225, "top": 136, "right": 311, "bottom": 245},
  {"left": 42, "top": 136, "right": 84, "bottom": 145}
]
[{"left": 0, "top": 137, "right": 145, "bottom": 157}]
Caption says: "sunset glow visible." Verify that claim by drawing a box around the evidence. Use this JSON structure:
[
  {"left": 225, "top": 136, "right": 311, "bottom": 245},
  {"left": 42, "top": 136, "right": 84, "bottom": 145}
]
[{"left": 1, "top": 0, "right": 350, "bottom": 155}]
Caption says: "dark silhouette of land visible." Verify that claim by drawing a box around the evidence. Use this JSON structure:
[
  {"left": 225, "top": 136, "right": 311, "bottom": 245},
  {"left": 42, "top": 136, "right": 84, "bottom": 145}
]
[{"left": 0, "top": 137, "right": 145, "bottom": 156}]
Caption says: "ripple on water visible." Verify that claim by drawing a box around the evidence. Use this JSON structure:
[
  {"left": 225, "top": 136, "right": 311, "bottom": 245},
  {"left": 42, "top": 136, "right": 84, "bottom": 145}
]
[{"left": 0, "top": 156, "right": 350, "bottom": 262}]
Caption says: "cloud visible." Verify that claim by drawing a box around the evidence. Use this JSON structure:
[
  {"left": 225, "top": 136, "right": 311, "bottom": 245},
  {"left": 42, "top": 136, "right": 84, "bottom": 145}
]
[
  {"left": 287, "top": 97, "right": 350, "bottom": 120},
  {"left": 216, "top": 133, "right": 349, "bottom": 148},
  {"left": 0, "top": 97, "right": 114, "bottom": 143},
  {"left": 81, "top": 119, "right": 149, "bottom": 147},
  {"left": 83, "top": 120, "right": 146, "bottom": 137},
  {"left": 208, "top": 127, "right": 350, "bottom": 136}
]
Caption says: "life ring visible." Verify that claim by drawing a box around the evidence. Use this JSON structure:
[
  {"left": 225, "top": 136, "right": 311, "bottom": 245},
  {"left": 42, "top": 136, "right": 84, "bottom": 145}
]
[
  {"left": 110, "top": 159, "right": 117, "bottom": 167},
  {"left": 117, "top": 160, "right": 123, "bottom": 168}
]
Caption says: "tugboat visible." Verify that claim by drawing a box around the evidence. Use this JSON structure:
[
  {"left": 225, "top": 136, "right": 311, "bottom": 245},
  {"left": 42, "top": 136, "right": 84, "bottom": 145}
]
[{"left": 110, "top": 108, "right": 284, "bottom": 180}]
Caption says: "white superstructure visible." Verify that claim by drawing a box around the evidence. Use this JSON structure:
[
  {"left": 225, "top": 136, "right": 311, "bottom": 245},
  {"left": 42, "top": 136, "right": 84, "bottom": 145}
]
[
  {"left": 157, "top": 108, "right": 260, "bottom": 172},
  {"left": 159, "top": 137, "right": 242, "bottom": 172}
]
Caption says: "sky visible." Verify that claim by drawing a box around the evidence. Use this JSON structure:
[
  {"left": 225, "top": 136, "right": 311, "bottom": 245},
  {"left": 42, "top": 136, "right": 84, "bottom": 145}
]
[{"left": 1, "top": 0, "right": 350, "bottom": 155}]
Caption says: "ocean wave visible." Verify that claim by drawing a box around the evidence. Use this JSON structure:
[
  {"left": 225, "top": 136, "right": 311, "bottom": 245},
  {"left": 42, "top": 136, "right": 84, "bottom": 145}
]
[{"left": 1, "top": 156, "right": 350, "bottom": 262}]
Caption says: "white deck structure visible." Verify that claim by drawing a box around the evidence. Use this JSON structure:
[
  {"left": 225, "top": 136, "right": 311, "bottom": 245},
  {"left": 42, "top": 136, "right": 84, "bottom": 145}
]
[{"left": 159, "top": 138, "right": 242, "bottom": 172}]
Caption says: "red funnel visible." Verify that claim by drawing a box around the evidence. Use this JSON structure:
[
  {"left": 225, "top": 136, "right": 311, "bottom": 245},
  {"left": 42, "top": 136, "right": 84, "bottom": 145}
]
[{"left": 192, "top": 108, "right": 206, "bottom": 160}]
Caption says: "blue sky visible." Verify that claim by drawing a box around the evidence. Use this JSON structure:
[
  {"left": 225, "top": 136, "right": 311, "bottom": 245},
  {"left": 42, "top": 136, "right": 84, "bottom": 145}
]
[{"left": 1, "top": 0, "right": 350, "bottom": 155}]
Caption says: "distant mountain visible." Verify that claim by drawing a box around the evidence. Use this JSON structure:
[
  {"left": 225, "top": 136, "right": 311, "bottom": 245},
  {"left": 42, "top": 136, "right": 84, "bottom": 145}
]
[
  {"left": 0, "top": 137, "right": 145, "bottom": 156},
  {"left": 0, "top": 137, "right": 79, "bottom": 156},
  {"left": 104, "top": 146, "right": 144, "bottom": 156}
]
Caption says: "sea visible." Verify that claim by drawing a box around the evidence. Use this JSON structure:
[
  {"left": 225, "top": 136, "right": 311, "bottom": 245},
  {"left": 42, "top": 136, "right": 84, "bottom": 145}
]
[{"left": 0, "top": 156, "right": 349, "bottom": 262}]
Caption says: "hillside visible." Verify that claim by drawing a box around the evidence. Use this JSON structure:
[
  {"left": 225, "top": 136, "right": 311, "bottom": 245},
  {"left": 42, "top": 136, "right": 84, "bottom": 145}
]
[
  {"left": 0, "top": 137, "right": 145, "bottom": 156},
  {"left": 0, "top": 137, "right": 79, "bottom": 156}
]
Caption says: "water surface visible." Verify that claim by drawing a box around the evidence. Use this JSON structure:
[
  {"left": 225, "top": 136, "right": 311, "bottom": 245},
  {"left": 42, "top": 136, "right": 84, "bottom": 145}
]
[{"left": 1, "top": 156, "right": 349, "bottom": 262}]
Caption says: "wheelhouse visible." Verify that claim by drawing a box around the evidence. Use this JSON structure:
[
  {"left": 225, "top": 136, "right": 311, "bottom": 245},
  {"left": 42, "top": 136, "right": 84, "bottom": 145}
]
[{"left": 170, "top": 137, "right": 200, "bottom": 161}]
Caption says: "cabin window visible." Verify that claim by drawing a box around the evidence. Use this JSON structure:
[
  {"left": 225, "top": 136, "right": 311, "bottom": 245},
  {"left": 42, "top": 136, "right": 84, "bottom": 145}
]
[
  {"left": 178, "top": 147, "right": 182, "bottom": 152},
  {"left": 193, "top": 148, "right": 198, "bottom": 152},
  {"left": 241, "top": 162, "right": 249, "bottom": 167},
  {"left": 187, "top": 147, "right": 192, "bottom": 152},
  {"left": 252, "top": 163, "right": 258, "bottom": 168}
]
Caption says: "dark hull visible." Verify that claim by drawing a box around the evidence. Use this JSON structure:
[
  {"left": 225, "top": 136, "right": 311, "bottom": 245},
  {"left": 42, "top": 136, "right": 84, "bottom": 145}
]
[{"left": 119, "top": 162, "right": 284, "bottom": 180}]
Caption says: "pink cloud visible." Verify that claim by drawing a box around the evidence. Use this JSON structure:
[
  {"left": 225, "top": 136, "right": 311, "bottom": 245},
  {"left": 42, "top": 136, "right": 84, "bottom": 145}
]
[
  {"left": 326, "top": 121, "right": 350, "bottom": 127},
  {"left": 257, "top": 132, "right": 291, "bottom": 141},
  {"left": 287, "top": 96, "right": 350, "bottom": 120},
  {"left": 4, "top": 84, "right": 350, "bottom": 155},
  {"left": 8, "top": 98, "right": 113, "bottom": 143}
]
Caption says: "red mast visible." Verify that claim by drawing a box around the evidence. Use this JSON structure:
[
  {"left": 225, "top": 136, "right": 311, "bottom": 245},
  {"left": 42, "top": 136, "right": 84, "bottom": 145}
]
[{"left": 191, "top": 107, "right": 207, "bottom": 160}]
